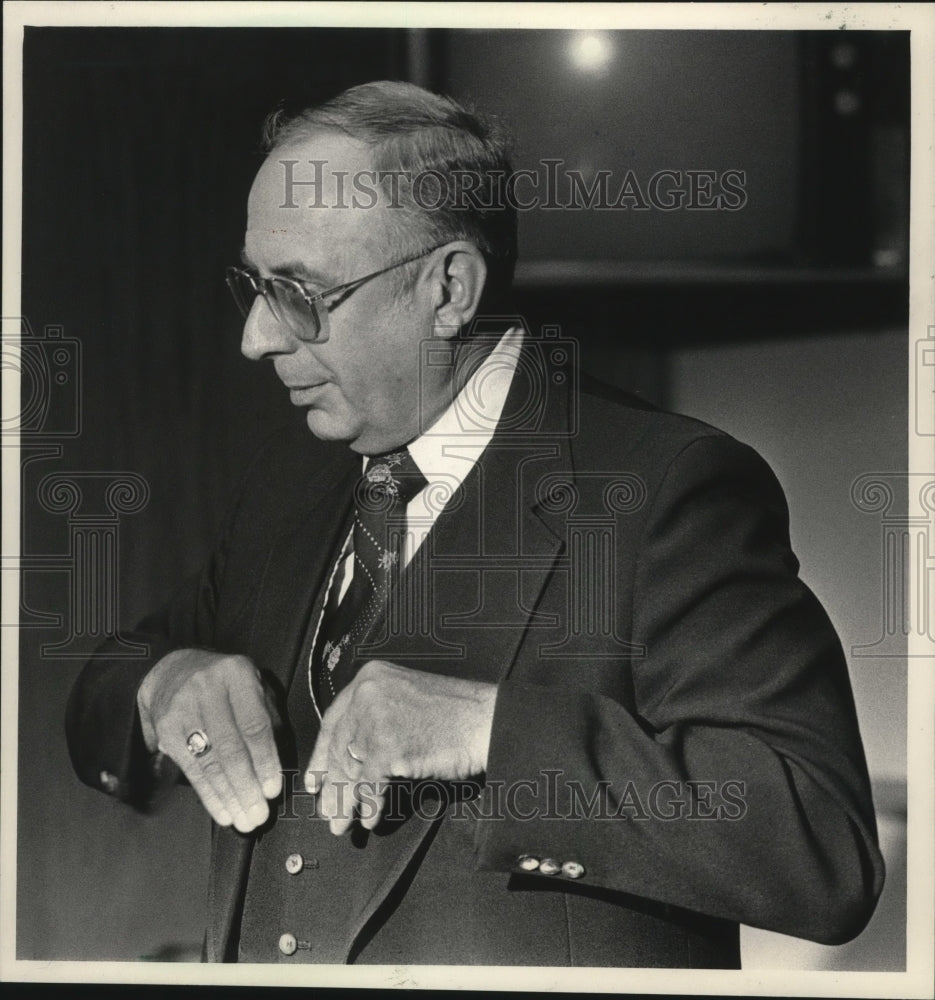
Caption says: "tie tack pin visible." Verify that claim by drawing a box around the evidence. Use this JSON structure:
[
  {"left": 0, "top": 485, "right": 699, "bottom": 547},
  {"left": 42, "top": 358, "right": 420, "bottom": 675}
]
[
  {"left": 323, "top": 639, "right": 345, "bottom": 673},
  {"left": 366, "top": 465, "right": 399, "bottom": 499}
]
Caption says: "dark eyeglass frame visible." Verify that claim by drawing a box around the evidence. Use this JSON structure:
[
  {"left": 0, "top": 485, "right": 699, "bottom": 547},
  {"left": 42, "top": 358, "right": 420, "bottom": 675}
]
[{"left": 226, "top": 243, "right": 445, "bottom": 343}]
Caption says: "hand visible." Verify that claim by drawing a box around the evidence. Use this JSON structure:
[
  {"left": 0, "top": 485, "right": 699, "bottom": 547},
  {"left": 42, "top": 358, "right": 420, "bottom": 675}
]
[
  {"left": 137, "top": 649, "right": 283, "bottom": 832},
  {"left": 305, "top": 659, "right": 497, "bottom": 835}
]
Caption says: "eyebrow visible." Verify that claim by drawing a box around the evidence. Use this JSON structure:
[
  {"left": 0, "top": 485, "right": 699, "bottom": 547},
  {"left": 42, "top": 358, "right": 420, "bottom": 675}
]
[{"left": 239, "top": 246, "right": 333, "bottom": 286}]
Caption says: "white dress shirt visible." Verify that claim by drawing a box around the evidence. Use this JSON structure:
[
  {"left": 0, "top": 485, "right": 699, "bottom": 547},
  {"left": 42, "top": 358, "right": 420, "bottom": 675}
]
[{"left": 333, "top": 326, "right": 523, "bottom": 602}]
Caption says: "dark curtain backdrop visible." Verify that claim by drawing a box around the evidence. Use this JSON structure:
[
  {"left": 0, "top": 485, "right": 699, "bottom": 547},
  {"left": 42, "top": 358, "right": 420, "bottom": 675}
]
[{"left": 17, "top": 27, "right": 411, "bottom": 961}]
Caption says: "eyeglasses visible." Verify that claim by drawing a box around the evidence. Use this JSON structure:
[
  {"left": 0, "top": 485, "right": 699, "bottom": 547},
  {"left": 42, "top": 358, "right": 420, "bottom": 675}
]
[{"left": 226, "top": 244, "right": 444, "bottom": 343}]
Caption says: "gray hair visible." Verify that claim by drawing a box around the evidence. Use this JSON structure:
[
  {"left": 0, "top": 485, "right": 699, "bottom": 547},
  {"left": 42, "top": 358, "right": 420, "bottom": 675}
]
[{"left": 262, "top": 80, "right": 517, "bottom": 303}]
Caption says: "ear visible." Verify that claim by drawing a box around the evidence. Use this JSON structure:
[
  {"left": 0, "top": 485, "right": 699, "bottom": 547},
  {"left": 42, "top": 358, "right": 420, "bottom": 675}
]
[{"left": 424, "top": 242, "right": 488, "bottom": 337}]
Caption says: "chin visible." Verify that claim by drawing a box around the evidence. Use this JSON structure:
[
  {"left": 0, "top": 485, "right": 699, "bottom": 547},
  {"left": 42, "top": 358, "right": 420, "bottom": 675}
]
[
  {"left": 303, "top": 408, "right": 401, "bottom": 455},
  {"left": 304, "top": 409, "right": 357, "bottom": 445}
]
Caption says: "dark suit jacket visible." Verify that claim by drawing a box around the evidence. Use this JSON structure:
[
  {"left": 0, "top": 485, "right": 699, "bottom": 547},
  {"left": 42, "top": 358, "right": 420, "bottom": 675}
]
[{"left": 66, "top": 339, "right": 884, "bottom": 966}]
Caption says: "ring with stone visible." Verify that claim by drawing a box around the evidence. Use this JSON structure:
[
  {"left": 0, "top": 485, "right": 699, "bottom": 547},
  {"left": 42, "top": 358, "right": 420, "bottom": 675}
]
[{"left": 186, "top": 729, "right": 211, "bottom": 757}]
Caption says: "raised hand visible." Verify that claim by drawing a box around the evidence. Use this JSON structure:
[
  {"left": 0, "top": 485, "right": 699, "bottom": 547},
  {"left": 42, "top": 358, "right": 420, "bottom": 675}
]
[
  {"left": 137, "top": 649, "right": 283, "bottom": 832},
  {"left": 305, "top": 659, "right": 496, "bottom": 835}
]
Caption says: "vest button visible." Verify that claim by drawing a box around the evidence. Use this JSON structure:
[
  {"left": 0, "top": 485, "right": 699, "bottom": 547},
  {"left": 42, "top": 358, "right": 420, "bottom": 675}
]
[
  {"left": 285, "top": 853, "right": 304, "bottom": 875},
  {"left": 278, "top": 932, "right": 297, "bottom": 956}
]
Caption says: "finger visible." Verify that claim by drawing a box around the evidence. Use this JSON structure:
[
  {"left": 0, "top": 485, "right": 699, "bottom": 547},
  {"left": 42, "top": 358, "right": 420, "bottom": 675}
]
[
  {"left": 321, "top": 730, "right": 358, "bottom": 834},
  {"left": 351, "top": 729, "right": 389, "bottom": 831},
  {"left": 305, "top": 675, "right": 364, "bottom": 789},
  {"left": 158, "top": 734, "right": 235, "bottom": 828},
  {"left": 307, "top": 688, "right": 373, "bottom": 833},
  {"left": 197, "top": 697, "right": 271, "bottom": 832},
  {"left": 358, "top": 775, "right": 388, "bottom": 831},
  {"left": 228, "top": 676, "right": 282, "bottom": 800},
  {"left": 333, "top": 759, "right": 390, "bottom": 834},
  {"left": 325, "top": 782, "right": 355, "bottom": 835},
  {"left": 331, "top": 754, "right": 380, "bottom": 836},
  {"left": 305, "top": 700, "right": 342, "bottom": 794}
]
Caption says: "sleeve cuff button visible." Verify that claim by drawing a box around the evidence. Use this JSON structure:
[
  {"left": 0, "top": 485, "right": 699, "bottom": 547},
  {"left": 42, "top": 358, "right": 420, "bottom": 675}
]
[
  {"left": 561, "top": 860, "right": 585, "bottom": 879},
  {"left": 517, "top": 855, "right": 540, "bottom": 872},
  {"left": 538, "top": 858, "right": 561, "bottom": 876}
]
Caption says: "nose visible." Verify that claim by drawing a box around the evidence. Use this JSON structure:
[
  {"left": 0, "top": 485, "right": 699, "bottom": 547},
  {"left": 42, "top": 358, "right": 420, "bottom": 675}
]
[{"left": 240, "top": 296, "right": 296, "bottom": 361}]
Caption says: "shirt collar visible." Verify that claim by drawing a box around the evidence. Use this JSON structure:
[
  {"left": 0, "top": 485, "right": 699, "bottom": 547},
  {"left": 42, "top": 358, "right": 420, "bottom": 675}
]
[{"left": 406, "top": 326, "right": 523, "bottom": 493}]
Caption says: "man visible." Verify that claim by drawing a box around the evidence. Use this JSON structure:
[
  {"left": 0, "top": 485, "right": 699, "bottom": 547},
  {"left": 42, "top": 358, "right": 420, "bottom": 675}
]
[{"left": 67, "top": 80, "right": 884, "bottom": 966}]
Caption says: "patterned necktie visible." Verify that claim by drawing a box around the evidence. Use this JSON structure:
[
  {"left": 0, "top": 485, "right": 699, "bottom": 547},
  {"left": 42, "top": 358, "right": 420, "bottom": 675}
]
[{"left": 313, "top": 449, "right": 428, "bottom": 710}]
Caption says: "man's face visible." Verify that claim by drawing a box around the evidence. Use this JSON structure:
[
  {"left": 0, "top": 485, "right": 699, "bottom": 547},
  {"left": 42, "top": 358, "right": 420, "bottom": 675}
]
[{"left": 241, "top": 131, "right": 444, "bottom": 455}]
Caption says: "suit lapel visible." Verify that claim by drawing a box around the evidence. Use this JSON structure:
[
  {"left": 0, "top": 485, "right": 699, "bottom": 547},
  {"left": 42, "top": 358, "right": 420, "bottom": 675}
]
[
  {"left": 357, "top": 331, "right": 576, "bottom": 683},
  {"left": 354, "top": 334, "right": 575, "bottom": 686},
  {"left": 246, "top": 460, "right": 357, "bottom": 693},
  {"left": 342, "top": 336, "right": 576, "bottom": 960}
]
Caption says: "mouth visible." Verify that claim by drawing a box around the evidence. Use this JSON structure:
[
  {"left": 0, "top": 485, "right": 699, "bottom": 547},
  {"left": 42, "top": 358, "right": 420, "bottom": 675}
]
[{"left": 286, "top": 382, "right": 329, "bottom": 406}]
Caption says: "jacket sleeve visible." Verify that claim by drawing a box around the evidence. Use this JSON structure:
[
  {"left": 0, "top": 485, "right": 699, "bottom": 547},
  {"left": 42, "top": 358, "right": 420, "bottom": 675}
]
[
  {"left": 64, "top": 443, "right": 258, "bottom": 809},
  {"left": 475, "top": 433, "right": 885, "bottom": 945}
]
